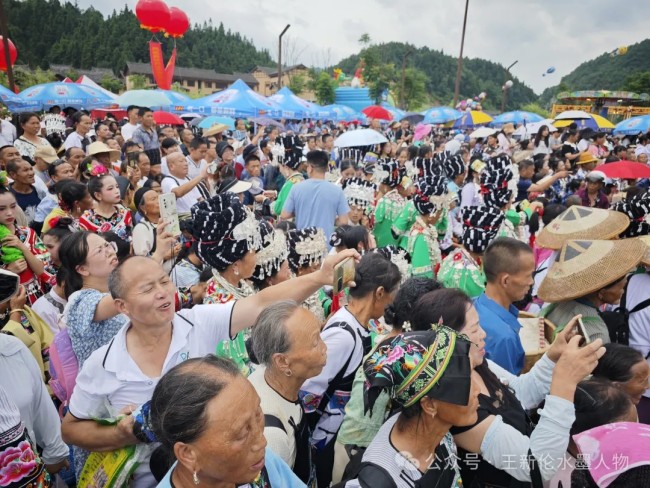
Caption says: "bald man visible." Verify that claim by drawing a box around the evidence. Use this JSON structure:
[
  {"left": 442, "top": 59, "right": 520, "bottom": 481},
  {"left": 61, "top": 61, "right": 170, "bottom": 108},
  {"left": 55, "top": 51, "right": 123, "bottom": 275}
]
[{"left": 160, "top": 152, "right": 208, "bottom": 214}]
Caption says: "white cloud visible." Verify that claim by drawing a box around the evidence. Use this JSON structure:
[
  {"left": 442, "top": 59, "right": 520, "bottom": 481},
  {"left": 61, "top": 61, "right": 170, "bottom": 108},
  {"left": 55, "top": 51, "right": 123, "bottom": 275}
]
[{"left": 70, "top": 0, "right": 647, "bottom": 94}]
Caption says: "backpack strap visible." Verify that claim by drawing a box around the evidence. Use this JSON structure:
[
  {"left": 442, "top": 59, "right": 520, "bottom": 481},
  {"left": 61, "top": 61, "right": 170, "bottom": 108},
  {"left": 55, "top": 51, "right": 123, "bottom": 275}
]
[
  {"left": 356, "top": 462, "right": 397, "bottom": 488},
  {"left": 263, "top": 414, "right": 286, "bottom": 433},
  {"left": 176, "top": 314, "right": 194, "bottom": 327},
  {"left": 102, "top": 337, "right": 116, "bottom": 369}
]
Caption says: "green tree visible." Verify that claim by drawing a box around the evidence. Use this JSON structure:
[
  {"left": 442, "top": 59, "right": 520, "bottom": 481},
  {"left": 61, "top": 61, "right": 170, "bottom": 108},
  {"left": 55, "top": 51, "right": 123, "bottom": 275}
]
[
  {"left": 624, "top": 71, "right": 650, "bottom": 94},
  {"left": 129, "top": 74, "right": 149, "bottom": 90},
  {"left": 313, "top": 72, "right": 336, "bottom": 105},
  {"left": 288, "top": 73, "right": 307, "bottom": 95},
  {"left": 358, "top": 33, "right": 371, "bottom": 46},
  {"left": 99, "top": 75, "right": 123, "bottom": 94},
  {"left": 396, "top": 68, "right": 428, "bottom": 110},
  {"left": 520, "top": 102, "right": 550, "bottom": 118}
]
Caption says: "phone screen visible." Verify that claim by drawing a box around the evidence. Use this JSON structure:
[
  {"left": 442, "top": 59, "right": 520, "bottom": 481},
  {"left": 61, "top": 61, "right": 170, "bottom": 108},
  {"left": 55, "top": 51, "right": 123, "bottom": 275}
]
[{"left": 577, "top": 317, "right": 591, "bottom": 346}]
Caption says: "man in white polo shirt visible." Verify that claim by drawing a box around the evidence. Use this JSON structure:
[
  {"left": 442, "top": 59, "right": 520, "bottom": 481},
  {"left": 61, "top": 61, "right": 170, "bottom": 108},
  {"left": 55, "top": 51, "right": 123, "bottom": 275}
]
[
  {"left": 160, "top": 152, "right": 206, "bottom": 215},
  {"left": 61, "top": 251, "right": 356, "bottom": 488}
]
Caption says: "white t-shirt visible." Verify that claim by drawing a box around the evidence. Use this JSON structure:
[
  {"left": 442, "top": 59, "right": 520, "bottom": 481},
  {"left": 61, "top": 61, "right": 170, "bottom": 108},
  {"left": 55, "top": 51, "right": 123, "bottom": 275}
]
[
  {"left": 626, "top": 273, "right": 650, "bottom": 398},
  {"left": 121, "top": 123, "right": 139, "bottom": 142},
  {"left": 0, "top": 119, "right": 16, "bottom": 146},
  {"left": 186, "top": 156, "right": 207, "bottom": 179},
  {"left": 161, "top": 174, "right": 202, "bottom": 214},
  {"left": 68, "top": 301, "right": 236, "bottom": 488},
  {"left": 248, "top": 366, "right": 303, "bottom": 467},
  {"left": 32, "top": 288, "right": 67, "bottom": 334}
]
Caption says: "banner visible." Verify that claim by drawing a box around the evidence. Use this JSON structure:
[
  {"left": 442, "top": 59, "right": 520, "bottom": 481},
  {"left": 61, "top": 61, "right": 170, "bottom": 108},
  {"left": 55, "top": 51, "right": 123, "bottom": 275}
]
[{"left": 148, "top": 41, "right": 176, "bottom": 90}]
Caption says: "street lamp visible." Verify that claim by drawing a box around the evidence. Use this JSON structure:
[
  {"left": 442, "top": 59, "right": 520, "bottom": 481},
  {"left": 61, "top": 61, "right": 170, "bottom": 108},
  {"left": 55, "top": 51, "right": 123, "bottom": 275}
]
[
  {"left": 277, "top": 24, "right": 291, "bottom": 91},
  {"left": 452, "top": 0, "right": 470, "bottom": 107}
]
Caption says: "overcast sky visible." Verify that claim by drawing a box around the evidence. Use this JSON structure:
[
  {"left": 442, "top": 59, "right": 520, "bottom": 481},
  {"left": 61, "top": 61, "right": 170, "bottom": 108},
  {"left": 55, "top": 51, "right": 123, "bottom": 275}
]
[{"left": 72, "top": 0, "right": 647, "bottom": 94}]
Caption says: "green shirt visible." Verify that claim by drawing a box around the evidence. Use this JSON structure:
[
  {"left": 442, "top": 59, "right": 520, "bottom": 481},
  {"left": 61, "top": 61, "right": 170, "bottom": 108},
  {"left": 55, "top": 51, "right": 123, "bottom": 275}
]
[
  {"left": 438, "top": 248, "right": 486, "bottom": 298},
  {"left": 373, "top": 190, "right": 407, "bottom": 248},
  {"left": 273, "top": 173, "right": 303, "bottom": 216}
]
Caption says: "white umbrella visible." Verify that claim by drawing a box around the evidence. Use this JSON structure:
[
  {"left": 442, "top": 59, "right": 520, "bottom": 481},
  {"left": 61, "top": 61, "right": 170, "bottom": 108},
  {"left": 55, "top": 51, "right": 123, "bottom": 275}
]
[
  {"left": 334, "top": 128, "right": 388, "bottom": 148},
  {"left": 513, "top": 119, "right": 557, "bottom": 138},
  {"left": 180, "top": 112, "right": 201, "bottom": 119},
  {"left": 555, "top": 110, "right": 591, "bottom": 120},
  {"left": 470, "top": 127, "right": 497, "bottom": 139}
]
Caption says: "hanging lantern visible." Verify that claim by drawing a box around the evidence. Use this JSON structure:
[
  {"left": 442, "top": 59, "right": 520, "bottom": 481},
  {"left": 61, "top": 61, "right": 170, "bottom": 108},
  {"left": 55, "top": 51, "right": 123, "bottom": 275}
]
[
  {"left": 0, "top": 37, "right": 17, "bottom": 72},
  {"left": 135, "top": 0, "right": 171, "bottom": 33},
  {"left": 165, "top": 7, "right": 190, "bottom": 38}
]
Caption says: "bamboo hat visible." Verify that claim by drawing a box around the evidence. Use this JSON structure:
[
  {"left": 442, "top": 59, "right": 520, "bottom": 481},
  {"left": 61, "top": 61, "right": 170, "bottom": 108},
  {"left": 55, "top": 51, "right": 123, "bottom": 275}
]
[
  {"left": 639, "top": 235, "right": 650, "bottom": 266},
  {"left": 536, "top": 206, "right": 630, "bottom": 250},
  {"left": 537, "top": 239, "right": 646, "bottom": 302}
]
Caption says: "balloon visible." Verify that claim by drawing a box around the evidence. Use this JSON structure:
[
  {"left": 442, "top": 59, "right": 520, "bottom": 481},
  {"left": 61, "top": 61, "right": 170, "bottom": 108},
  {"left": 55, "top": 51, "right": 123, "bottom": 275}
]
[
  {"left": 547, "top": 67, "right": 556, "bottom": 74},
  {"left": 164, "top": 7, "right": 189, "bottom": 38},
  {"left": 135, "top": 0, "right": 170, "bottom": 33},
  {"left": 0, "top": 37, "right": 17, "bottom": 72},
  {"left": 479, "top": 92, "right": 486, "bottom": 100},
  {"left": 617, "top": 46, "right": 628, "bottom": 56}
]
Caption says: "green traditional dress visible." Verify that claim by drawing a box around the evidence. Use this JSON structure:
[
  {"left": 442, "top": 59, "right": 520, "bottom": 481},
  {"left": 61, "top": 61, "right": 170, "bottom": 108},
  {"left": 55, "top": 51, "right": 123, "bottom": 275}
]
[
  {"left": 499, "top": 207, "right": 532, "bottom": 241},
  {"left": 373, "top": 189, "right": 407, "bottom": 247},
  {"left": 438, "top": 247, "right": 486, "bottom": 298},
  {"left": 273, "top": 172, "right": 304, "bottom": 216},
  {"left": 392, "top": 200, "right": 418, "bottom": 248},
  {"left": 204, "top": 272, "right": 255, "bottom": 376},
  {"left": 404, "top": 216, "right": 442, "bottom": 279}
]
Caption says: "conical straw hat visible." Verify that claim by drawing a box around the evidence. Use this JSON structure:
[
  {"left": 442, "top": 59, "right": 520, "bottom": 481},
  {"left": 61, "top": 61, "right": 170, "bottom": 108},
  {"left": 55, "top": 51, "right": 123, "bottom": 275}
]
[
  {"left": 638, "top": 235, "right": 650, "bottom": 266},
  {"left": 537, "top": 239, "right": 645, "bottom": 302},
  {"left": 537, "top": 206, "right": 630, "bottom": 250}
]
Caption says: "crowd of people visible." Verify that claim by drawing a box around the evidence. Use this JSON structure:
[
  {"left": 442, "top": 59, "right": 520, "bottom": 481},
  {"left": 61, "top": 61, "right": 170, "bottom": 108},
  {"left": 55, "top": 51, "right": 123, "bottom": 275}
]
[{"left": 0, "top": 105, "right": 649, "bottom": 488}]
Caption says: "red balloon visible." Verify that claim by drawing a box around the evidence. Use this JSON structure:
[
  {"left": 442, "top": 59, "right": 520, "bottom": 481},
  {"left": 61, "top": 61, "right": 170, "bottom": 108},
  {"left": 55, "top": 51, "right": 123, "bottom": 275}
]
[
  {"left": 0, "top": 37, "right": 17, "bottom": 72},
  {"left": 135, "top": 0, "right": 170, "bottom": 33},
  {"left": 165, "top": 7, "right": 190, "bottom": 38}
]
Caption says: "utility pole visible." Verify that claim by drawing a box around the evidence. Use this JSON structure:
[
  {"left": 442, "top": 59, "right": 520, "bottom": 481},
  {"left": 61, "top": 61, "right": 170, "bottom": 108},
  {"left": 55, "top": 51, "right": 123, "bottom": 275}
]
[
  {"left": 452, "top": 0, "right": 469, "bottom": 107},
  {"left": 501, "top": 60, "right": 518, "bottom": 113},
  {"left": 0, "top": 0, "right": 16, "bottom": 92},
  {"left": 277, "top": 24, "right": 290, "bottom": 91},
  {"left": 399, "top": 47, "right": 414, "bottom": 110}
]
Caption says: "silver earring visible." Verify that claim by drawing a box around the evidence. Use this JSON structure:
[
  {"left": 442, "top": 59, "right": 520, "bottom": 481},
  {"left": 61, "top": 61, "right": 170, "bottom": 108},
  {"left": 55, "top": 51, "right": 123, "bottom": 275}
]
[
  {"left": 285, "top": 369, "right": 292, "bottom": 377},
  {"left": 193, "top": 471, "right": 199, "bottom": 485},
  {"left": 233, "top": 268, "right": 239, "bottom": 276}
]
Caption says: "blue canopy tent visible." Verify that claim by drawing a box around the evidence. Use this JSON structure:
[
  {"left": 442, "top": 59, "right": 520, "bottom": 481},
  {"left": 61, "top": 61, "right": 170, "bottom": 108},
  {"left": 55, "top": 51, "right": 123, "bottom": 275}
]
[
  {"left": 421, "top": 106, "right": 463, "bottom": 124},
  {"left": 153, "top": 89, "right": 191, "bottom": 112},
  {"left": 16, "top": 82, "right": 113, "bottom": 112},
  {"left": 268, "top": 87, "right": 332, "bottom": 119},
  {"left": 186, "top": 79, "right": 284, "bottom": 118},
  {"left": 490, "top": 110, "right": 543, "bottom": 127}
]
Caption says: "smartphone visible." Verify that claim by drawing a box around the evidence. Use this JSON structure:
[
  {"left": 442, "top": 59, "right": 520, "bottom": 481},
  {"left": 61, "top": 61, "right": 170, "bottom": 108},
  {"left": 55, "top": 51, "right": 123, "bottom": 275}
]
[
  {"left": 127, "top": 151, "right": 139, "bottom": 169},
  {"left": 576, "top": 317, "right": 591, "bottom": 346},
  {"left": 333, "top": 257, "right": 355, "bottom": 294},
  {"left": 159, "top": 193, "right": 181, "bottom": 237}
]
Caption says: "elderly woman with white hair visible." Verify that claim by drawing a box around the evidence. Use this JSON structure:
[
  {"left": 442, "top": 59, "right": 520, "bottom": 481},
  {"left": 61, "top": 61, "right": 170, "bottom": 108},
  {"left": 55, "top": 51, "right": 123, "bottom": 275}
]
[{"left": 248, "top": 300, "right": 327, "bottom": 485}]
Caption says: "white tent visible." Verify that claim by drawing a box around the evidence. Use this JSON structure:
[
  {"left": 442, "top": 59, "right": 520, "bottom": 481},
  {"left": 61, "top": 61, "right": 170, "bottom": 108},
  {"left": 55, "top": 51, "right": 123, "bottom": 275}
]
[{"left": 76, "top": 75, "right": 117, "bottom": 100}]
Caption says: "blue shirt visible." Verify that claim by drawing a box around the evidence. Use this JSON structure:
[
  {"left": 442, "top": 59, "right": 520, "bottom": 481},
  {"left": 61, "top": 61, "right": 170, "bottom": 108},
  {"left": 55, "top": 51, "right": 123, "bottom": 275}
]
[
  {"left": 156, "top": 448, "right": 306, "bottom": 488},
  {"left": 283, "top": 178, "right": 350, "bottom": 245},
  {"left": 474, "top": 293, "right": 524, "bottom": 375}
]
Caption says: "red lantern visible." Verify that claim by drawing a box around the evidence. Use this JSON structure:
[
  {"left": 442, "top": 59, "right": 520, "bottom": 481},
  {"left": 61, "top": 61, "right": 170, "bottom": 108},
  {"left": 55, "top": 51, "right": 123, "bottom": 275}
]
[
  {"left": 165, "top": 7, "right": 190, "bottom": 38},
  {"left": 135, "top": 0, "right": 171, "bottom": 33},
  {"left": 0, "top": 37, "right": 17, "bottom": 72}
]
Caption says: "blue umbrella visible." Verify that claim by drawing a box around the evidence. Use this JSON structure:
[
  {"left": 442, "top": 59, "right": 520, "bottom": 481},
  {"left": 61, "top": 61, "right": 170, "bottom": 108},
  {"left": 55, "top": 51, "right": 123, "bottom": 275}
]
[
  {"left": 0, "top": 84, "right": 25, "bottom": 110},
  {"left": 186, "top": 79, "right": 283, "bottom": 118},
  {"left": 268, "top": 87, "right": 331, "bottom": 119},
  {"left": 197, "top": 116, "right": 236, "bottom": 129},
  {"left": 490, "top": 111, "right": 543, "bottom": 127},
  {"left": 153, "top": 89, "right": 191, "bottom": 111},
  {"left": 613, "top": 115, "right": 650, "bottom": 135},
  {"left": 320, "top": 104, "right": 364, "bottom": 122},
  {"left": 114, "top": 90, "right": 174, "bottom": 110},
  {"left": 421, "top": 106, "right": 463, "bottom": 124},
  {"left": 17, "top": 82, "right": 113, "bottom": 112},
  {"left": 380, "top": 102, "right": 406, "bottom": 121}
]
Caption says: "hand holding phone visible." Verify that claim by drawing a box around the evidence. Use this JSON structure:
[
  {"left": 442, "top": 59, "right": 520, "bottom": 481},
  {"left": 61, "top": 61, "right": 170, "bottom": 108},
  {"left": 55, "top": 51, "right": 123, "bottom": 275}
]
[
  {"left": 159, "top": 193, "right": 181, "bottom": 237},
  {"left": 576, "top": 317, "right": 591, "bottom": 346},
  {"left": 333, "top": 257, "right": 355, "bottom": 294}
]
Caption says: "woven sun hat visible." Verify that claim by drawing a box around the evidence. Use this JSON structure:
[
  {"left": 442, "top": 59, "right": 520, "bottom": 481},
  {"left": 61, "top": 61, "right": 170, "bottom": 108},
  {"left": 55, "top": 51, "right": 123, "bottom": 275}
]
[
  {"left": 536, "top": 206, "right": 630, "bottom": 250},
  {"left": 638, "top": 235, "right": 650, "bottom": 266},
  {"left": 576, "top": 152, "right": 598, "bottom": 165},
  {"left": 537, "top": 239, "right": 646, "bottom": 302}
]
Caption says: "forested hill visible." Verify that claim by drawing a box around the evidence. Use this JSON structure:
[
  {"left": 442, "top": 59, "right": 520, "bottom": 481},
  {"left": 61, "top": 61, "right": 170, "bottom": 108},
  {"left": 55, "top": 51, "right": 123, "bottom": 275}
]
[
  {"left": 335, "top": 42, "right": 538, "bottom": 111},
  {"left": 4, "top": 0, "right": 273, "bottom": 74},
  {"left": 539, "top": 39, "right": 650, "bottom": 106}
]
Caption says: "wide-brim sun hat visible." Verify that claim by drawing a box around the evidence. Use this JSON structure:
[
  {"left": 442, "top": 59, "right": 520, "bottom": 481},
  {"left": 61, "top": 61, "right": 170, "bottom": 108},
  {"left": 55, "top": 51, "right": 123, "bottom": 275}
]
[
  {"left": 639, "top": 235, "right": 650, "bottom": 266},
  {"left": 576, "top": 152, "right": 598, "bottom": 165},
  {"left": 536, "top": 206, "right": 630, "bottom": 250},
  {"left": 86, "top": 141, "right": 121, "bottom": 162},
  {"left": 537, "top": 239, "right": 646, "bottom": 302},
  {"left": 203, "top": 123, "right": 229, "bottom": 137}
]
